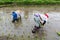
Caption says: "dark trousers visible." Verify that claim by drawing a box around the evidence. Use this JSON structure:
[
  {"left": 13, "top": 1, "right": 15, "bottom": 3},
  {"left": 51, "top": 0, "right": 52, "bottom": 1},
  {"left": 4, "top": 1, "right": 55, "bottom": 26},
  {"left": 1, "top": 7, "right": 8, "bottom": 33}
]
[
  {"left": 34, "top": 25, "right": 41, "bottom": 30},
  {"left": 12, "top": 19, "right": 18, "bottom": 23}
]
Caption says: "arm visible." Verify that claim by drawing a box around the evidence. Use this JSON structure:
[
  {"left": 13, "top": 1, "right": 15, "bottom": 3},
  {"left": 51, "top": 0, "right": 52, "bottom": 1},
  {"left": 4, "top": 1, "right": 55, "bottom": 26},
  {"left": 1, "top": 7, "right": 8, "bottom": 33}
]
[
  {"left": 40, "top": 16, "right": 43, "bottom": 21},
  {"left": 39, "top": 17, "right": 44, "bottom": 25}
]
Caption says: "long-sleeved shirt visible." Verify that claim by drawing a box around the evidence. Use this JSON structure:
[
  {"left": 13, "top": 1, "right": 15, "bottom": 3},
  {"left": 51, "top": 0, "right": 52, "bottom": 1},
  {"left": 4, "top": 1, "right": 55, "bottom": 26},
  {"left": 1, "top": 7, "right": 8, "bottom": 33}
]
[
  {"left": 12, "top": 12, "right": 17, "bottom": 19},
  {"left": 34, "top": 13, "right": 48, "bottom": 27}
]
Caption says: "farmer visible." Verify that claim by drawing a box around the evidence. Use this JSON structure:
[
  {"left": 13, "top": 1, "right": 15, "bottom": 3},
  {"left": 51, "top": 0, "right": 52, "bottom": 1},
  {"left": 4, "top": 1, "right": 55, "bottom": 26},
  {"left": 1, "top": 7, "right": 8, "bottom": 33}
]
[
  {"left": 12, "top": 11, "right": 18, "bottom": 23},
  {"left": 34, "top": 13, "right": 49, "bottom": 29},
  {"left": 12, "top": 10, "right": 21, "bottom": 23},
  {"left": 15, "top": 10, "right": 21, "bottom": 19}
]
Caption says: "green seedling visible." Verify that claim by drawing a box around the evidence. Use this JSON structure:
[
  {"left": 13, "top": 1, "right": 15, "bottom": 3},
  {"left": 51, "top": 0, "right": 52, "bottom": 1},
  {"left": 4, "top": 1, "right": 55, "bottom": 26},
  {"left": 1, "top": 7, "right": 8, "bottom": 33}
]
[
  {"left": 57, "top": 32, "right": 60, "bottom": 36},
  {"left": 2, "top": 32, "right": 4, "bottom": 36},
  {"left": 21, "top": 35, "right": 24, "bottom": 38},
  {"left": 28, "top": 35, "right": 30, "bottom": 38},
  {"left": 0, "top": 18, "right": 2, "bottom": 21}
]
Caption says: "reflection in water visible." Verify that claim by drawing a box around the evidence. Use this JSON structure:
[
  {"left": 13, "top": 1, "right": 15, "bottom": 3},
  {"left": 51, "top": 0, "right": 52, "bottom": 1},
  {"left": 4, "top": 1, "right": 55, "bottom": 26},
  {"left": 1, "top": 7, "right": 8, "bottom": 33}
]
[
  {"left": 32, "top": 27, "right": 45, "bottom": 40},
  {"left": 24, "top": 9, "right": 29, "bottom": 19},
  {"left": 13, "top": 19, "right": 22, "bottom": 28},
  {"left": 38, "top": 28, "right": 45, "bottom": 40},
  {"left": 35, "top": 27, "right": 45, "bottom": 40}
]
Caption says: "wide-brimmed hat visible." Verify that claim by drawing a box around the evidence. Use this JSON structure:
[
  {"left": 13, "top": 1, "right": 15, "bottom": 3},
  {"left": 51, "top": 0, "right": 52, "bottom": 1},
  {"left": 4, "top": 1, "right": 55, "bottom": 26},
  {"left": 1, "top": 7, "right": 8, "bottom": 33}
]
[
  {"left": 16, "top": 10, "right": 22, "bottom": 13},
  {"left": 44, "top": 13, "right": 49, "bottom": 18}
]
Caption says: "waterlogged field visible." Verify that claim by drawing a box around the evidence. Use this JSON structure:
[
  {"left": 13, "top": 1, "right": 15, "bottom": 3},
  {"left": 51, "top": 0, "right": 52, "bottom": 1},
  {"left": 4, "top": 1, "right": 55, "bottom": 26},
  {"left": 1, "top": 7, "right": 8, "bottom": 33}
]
[{"left": 0, "top": 5, "right": 60, "bottom": 40}]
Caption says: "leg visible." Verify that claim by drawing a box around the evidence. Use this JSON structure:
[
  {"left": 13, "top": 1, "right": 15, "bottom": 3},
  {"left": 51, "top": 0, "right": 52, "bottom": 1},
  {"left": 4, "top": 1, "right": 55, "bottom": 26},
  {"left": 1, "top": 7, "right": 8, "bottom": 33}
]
[
  {"left": 32, "top": 26, "right": 36, "bottom": 33},
  {"left": 20, "top": 16, "right": 21, "bottom": 19},
  {"left": 15, "top": 19, "right": 19, "bottom": 22},
  {"left": 35, "top": 26, "right": 41, "bottom": 29},
  {"left": 12, "top": 19, "right": 15, "bottom": 23},
  {"left": 34, "top": 25, "right": 41, "bottom": 30}
]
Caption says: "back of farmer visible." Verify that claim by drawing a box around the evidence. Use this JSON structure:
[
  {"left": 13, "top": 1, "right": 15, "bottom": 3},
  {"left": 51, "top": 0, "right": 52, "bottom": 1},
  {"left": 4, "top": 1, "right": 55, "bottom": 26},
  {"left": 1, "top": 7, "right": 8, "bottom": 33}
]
[
  {"left": 34, "top": 13, "right": 41, "bottom": 29},
  {"left": 34, "top": 13, "right": 49, "bottom": 29},
  {"left": 12, "top": 11, "right": 18, "bottom": 23},
  {"left": 15, "top": 10, "right": 21, "bottom": 19},
  {"left": 12, "top": 10, "right": 22, "bottom": 23}
]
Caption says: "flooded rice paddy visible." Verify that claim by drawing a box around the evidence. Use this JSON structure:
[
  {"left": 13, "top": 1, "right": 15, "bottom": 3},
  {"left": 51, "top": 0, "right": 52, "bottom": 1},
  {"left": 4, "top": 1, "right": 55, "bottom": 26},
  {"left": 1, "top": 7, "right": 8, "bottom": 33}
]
[{"left": 0, "top": 5, "right": 60, "bottom": 40}]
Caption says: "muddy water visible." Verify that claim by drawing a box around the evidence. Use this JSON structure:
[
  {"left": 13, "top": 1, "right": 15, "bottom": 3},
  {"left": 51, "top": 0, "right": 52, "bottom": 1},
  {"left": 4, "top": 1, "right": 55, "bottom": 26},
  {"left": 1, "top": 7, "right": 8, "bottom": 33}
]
[{"left": 0, "top": 5, "right": 60, "bottom": 40}]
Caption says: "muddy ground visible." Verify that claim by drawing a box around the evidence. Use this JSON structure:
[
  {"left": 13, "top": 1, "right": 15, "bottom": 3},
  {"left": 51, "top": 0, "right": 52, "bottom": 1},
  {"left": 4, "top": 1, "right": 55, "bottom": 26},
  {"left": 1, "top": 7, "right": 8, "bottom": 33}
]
[{"left": 0, "top": 5, "right": 60, "bottom": 40}]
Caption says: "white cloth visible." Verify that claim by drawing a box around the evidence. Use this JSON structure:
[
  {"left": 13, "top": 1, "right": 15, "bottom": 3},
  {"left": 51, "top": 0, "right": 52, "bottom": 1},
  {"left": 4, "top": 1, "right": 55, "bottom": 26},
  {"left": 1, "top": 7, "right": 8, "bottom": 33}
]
[
  {"left": 34, "top": 13, "right": 41, "bottom": 27},
  {"left": 15, "top": 11, "right": 21, "bottom": 18},
  {"left": 34, "top": 13, "right": 48, "bottom": 27},
  {"left": 40, "top": 14, "right": 48, "bottom": 21}
]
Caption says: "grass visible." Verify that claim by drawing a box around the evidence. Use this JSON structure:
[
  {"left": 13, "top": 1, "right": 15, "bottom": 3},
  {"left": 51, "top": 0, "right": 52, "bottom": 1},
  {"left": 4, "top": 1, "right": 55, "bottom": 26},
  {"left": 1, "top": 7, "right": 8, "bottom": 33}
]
[{"left": 0, "top": 0, "right": 60, "bottom": 5}]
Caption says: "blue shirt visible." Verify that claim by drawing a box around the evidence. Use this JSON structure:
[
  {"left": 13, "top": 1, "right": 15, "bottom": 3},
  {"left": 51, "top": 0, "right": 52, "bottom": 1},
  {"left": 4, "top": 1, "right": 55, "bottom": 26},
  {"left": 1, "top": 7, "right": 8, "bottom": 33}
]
[{"left": 12, "top": 12, "right": 17, "bottom": 19}]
